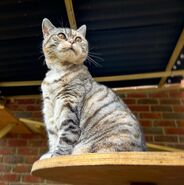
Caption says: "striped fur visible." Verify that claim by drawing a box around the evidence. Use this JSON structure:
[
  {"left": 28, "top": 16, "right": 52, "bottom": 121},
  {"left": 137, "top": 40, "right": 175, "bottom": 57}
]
[{"left": 40, "top": 19, "right": 146, "bottom": 159}]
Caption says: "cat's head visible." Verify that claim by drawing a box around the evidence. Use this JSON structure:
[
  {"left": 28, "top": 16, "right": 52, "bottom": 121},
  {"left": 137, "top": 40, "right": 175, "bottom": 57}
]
[{"left": 42, "top": 18, "right": 88, "bottom": 68}]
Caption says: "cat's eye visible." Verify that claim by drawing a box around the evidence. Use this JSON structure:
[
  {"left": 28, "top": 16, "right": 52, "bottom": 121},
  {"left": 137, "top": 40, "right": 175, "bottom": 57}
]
[
  {"left": 75, "top": 36, "right": 82, "bottom": 42},
  {"left": 57, "top": 33, "right": 66, "bottom": 40}
]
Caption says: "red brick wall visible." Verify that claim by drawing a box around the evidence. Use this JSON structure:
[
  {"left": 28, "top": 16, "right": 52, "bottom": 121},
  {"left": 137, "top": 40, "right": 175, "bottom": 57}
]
[{"left": 1, "top": 88, "right": 184, "bottom": 184}]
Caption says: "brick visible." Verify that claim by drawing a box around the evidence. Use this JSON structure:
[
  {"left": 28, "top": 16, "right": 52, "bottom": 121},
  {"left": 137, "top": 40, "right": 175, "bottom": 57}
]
[
  {"left": 22, "top": 175, "right": 43, "bottom": 183},
  {"left": 169, "top": 91, "right": 184, "bottom": 97},
  {"left": 0, "top": 156, "right": 2, "bottom": 162},
  {"left": 163, "top": 113, "right": 184, "bottom": 120},
  {"left": 39, "top": 147, "right": 48, "bottom": 155},
  {"left": 154, "top": 136, "right": 178, "bottom": 143},
  {"left": 137, "top": 99, "right": 158, "bottom": 104},
  {"left": 159, "top": 99, "right": 181, "bottom": 105},
  {"left": 36, "top": 99, "right": 42, "bottom": 104},
  {"left": 139, "top": 120, "right": 152, "bottom": 127},
  {"left": 179, "top": 136, "right": 184, "bottom": 143},
  {"left": 172, "top": 106, "right": 184, "bottom": 112},
  {"left": 0, "top": 174, "right": 20, "bottom": 182},
  {"left": 17, "top": 148, "right": 39, "bottom": 155},
  {"left": 0, "top": 164, "right": 11, "bottom": 172},
  {"left": 15, "top": 99, "right": 35, "bottom": 104},
  {"left": 0, "top": 148, "right": 15, "bottom": 155},
  {"left": 177, "top": 120, "right": 184, "bottom": 127},
  {"left": 8, "top": 139, "right": 27, "bottom": 147},
  {"left": 27, "top": 140, "right": 47, "bottom": 147},
  {"left": 123, "top": 99, "right": 136, "bottom": 105},
  {"left": 3, "top": 156, "right": 23, "bottom": 164},
  {"left": 24, "top": 156, "right": 39, "bottom": 164},
  {"left": 5, "top": 134, "right": 19, "bottom": 138},
  {"left": 32, "top": 111, "right": 42, "bottom": 119},
  {"left": 143, "top": 127, "right": 163, "bottom": 135},
  {"left": 18, "top": 134, "right": 35, "bottom": 139},
  {"left": 5, "top": 105, "right": 19, "bottom": 111},
  {"left": 0, "top": 182, "right": 8, "bottom": 185},
  {"left": 153, "top": 120, "right": 175, "bottom": 127},
  {"left": 13, "top": 164, "right": 31, "bottom": 173},
  {"left": 26, "top": 105, "right": 41, "bottom": 111},
  {"left": 0, "top": 139, "right": 7, "bottom": 146},
  {"left": 118, "top": 94, "right": 126, "bottom": 98},
  {"left": 45, "top": 179, "right": 64, "bottom": 184},
  {"left": 140, "top": 113, "right": 161, "bottom": 119},
  {"left": 149, "top": 92, "right": 168, "bottom": 98},
  {"left": 165, "top": 128, "right": 184, "bottom": 135},
  {"left": 145, "top": 135, "right": 153, "bottom": 142},
  {"left": 127, "top": 93, "right": 147, "bottom": 98},
  {"left": 129, "top": 105, "right": 149, "bottom": 112},
  {"left": 165, "top": 144, "right": 184, "bottom": 150},
  {"left": 18, "top": 133, "right": 43, "bottom": 139},
  {"left": 14, "top": 112, "right": 32, "bottom": 118},
  {"left": 151, "top": 105, "right": 172, "bottom": 112}
]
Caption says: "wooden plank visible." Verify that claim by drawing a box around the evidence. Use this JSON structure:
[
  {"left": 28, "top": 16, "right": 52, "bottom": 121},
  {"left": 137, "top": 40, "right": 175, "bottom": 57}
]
[
  {"left": 31, "top": 152, "right": 184, "bottom": 185},
  {"left": 159, "top": 29, "right": 184, "bottom": 87},
  {"left": 0, "top": 123, "right": 16, "bottom": 138},
  {"left": 64, "top": 0, "right": 77, "bottom": 29},
  {"left": 1, "top": 70, "right": 184, "bottom": 87},
  {"left": 19, "top": 118, "right": 45, "bottom": 134}
]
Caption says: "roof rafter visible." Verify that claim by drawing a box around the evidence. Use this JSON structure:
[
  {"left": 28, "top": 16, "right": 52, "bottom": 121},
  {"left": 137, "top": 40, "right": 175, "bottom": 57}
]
[
  {"left": 159, "top": 29, "right": 184, "bottom": 87},
  {"left": 64, "top": 0, "right": 77, "bottom": 29}
]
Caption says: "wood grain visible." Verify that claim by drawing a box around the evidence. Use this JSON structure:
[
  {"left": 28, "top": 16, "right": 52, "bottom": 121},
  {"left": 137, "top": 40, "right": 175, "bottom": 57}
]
[{"left": 31, "top": 152, "right": 184, "bottom": 185}]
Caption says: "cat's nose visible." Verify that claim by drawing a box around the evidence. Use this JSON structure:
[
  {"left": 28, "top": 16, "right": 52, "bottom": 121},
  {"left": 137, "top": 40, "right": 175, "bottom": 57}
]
[{"left": 68, "top": 39, "right": 74, "bottom": 44}]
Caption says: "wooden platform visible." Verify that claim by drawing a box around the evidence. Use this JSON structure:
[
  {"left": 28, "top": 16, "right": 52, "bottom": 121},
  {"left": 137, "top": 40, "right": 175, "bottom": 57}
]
[{"left": 31, "top": 152, "right": 184, "bottom": 185}]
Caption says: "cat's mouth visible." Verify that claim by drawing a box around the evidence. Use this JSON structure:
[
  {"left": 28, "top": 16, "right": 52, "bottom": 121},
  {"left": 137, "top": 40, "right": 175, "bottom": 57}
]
[{"left": 62, "top": 47, "right": 77, "bottom": 55}]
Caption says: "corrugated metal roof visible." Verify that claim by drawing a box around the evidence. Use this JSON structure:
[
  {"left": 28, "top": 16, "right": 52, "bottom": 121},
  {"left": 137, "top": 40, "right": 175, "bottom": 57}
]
[{"left": 0, "top": 0, "right": 184, "bottom": 95}]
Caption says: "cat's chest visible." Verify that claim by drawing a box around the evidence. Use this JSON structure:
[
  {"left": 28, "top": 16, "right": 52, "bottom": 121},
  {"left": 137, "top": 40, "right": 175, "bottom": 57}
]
[
  {"left": 45, "top": 70, "right": 64, "bottom": 83},
  {"left": 41, "top": 70, "right": 64, "bottom": 93}
]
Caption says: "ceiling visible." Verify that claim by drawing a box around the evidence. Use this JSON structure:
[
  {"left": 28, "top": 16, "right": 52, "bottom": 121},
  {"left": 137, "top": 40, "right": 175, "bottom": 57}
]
[{"left": 0, "top": 0, "right": 184, "bottom": 96}]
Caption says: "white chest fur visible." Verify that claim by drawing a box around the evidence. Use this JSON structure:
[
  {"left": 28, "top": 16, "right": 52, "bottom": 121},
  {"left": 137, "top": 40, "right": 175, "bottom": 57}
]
[{"left": 44, "top": 69, "right": 65, "bottom": 83}]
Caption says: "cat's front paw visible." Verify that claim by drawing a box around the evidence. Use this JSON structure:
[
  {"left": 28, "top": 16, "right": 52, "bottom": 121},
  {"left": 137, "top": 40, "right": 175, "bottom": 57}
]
[
  {"left": 39, "top": 152, "right": 53, "bottom": 160},
  {"left": 39, "top": 149, "right": 71, "bottom": 160}
]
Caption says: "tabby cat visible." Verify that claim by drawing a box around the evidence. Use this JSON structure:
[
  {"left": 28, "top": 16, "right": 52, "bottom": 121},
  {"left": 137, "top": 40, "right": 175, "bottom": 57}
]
[{"left": 40, "top": 18, "right": 146, "bottom": 159}]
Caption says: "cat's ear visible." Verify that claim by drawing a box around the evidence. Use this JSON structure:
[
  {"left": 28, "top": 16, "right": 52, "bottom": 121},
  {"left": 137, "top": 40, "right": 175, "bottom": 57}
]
[
  {"left": 77, "top": 25, "right": 87, "bottom": 37},
  {"left": 42, "top": 18, "right": 55, "bottom": 37}
]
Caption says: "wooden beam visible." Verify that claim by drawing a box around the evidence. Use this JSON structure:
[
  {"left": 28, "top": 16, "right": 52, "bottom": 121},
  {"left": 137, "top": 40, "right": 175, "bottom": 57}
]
[
  {"left": 146, "top": 143, "right": 183, "bottom": 152},
  {"left": 0, "top": 80, "right": 41, "bottom": 87},
  {"left": 4, "top": 84, "right": 184, "bottom": 98},
  {"left": 1, "top": 70, "right": 184, "bottom": 87},
  {"left": 95, "top": 69, "right": 184, "bottom": 82},
  {"left": 0, "top": 123, "right": 16, "bottom": 138},
  {"left": 19, "top": 118, "right": 44, "bottom": 127},
  {"left": 19, "top": 118, "right": 44, "bottom": 134},
  {"left": 113, "top": 83, "right": 184, "bottom": 94},
  {"left": 159, "top": 29, "right": 184, "bottom": 87},
  {"left": 64, "top": 0, "right": 77, "bottom": 29}
]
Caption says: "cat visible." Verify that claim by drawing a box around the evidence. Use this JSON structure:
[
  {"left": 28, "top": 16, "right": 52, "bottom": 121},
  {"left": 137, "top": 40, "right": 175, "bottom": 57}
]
[{"left": 40, "top": 18, "right": 146, "bottom": 159}]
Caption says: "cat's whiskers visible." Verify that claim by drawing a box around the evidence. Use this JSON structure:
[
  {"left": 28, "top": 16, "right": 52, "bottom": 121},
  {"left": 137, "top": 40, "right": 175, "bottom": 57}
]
[
  {"left": 86, "top": 55, "right": 102, "bottom": 67},
  {"left": 88, "top": 52, "right": 104, "bottom": 61}
]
